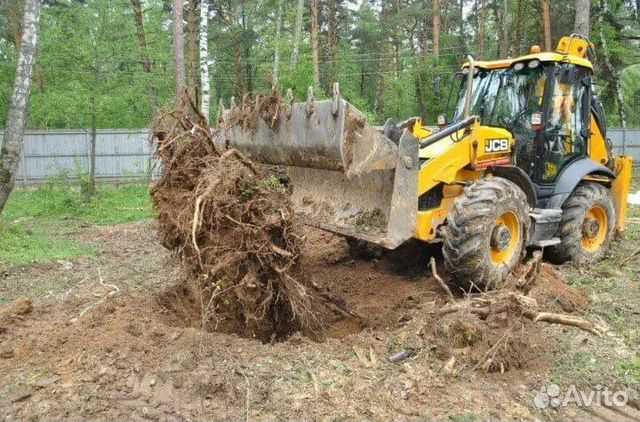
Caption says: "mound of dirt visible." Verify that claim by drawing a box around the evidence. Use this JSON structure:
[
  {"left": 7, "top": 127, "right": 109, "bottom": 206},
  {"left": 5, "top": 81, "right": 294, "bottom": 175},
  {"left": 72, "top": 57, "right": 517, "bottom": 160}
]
[
  {"left": 430, "top": 311, "right": 551, "bottom": 374},
  {"left": 528, "top": 263, "right": 590, "bottom": 313},
  {"left": 150, "top": 97, "right": 322, "bottom": 341}
]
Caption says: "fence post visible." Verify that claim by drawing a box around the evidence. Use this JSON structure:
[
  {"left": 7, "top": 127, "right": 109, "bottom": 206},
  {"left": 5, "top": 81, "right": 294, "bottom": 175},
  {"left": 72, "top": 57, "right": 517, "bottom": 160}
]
[{"left": 21, "top": 150, "right": 27, "bottom": 185}]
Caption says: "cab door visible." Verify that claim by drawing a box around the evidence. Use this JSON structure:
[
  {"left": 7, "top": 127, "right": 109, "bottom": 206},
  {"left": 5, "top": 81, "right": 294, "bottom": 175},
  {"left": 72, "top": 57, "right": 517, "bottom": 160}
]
[{"left": 535, "top": 64, "right": 591, "bottom": 184}]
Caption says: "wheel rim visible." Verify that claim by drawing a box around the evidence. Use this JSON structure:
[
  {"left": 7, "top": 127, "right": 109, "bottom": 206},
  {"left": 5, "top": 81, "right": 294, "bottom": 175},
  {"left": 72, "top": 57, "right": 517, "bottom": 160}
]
[
  {"left": 490, "top": 211, "right": 520, "bottom": 267},
  {"left": 581, "top": 205, "right": 607, "bottom": 252}
]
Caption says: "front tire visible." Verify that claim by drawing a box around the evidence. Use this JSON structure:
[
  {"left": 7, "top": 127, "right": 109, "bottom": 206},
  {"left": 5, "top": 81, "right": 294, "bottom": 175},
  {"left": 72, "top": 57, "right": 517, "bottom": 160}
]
[
  {"left": 546, "top": 182, "right": 615, "bottom": 264},
  {"left": 442, "top": 177, "right": 530, "bottom": 291}
]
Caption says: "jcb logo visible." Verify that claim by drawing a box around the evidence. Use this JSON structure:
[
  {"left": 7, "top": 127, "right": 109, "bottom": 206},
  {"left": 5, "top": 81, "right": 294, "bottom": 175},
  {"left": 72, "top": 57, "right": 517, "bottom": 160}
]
[{"left": 485, "top": 139, "right": 509, "bottom": 153}]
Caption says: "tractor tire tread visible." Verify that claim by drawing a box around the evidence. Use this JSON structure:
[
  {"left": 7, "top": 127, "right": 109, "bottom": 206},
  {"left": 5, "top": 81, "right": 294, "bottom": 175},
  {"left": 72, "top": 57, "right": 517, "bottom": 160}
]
[
  {"left": 442, "top": 177, "right": 530, "bottom": 291},
  {"left": 546, "top": 182, "right": 615, "bottom": 264}
]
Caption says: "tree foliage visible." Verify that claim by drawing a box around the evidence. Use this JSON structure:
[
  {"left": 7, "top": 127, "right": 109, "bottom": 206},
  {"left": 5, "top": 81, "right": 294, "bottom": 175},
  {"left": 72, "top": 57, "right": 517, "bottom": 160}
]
[{"left": 0, "top": 0, "right": 638, "bottom": 129}]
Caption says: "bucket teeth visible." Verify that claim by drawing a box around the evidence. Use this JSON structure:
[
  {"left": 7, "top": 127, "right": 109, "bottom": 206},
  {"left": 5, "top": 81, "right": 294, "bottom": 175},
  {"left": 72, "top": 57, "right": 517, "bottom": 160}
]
[
  {"left": 331, "top": 82, "right": 340, "bottom": 115},
  {"left": 217, "top": 98, "right": 226, "bottom": 121},
  {"left": 306, "top": 86, "right": 315, "bottom": 116},
  {"left": 285, "top": 88, "right": 294, "bottom": 117}
]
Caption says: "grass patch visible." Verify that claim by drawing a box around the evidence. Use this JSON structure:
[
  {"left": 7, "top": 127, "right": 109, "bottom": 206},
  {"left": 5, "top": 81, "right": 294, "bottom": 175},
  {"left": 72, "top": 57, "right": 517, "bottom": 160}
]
[
  {"left": 2, "top": 184, "right": 152, "bottom": 225},
  {"left": 0, "top": 183, "right": 152, "bottom": 270},
  {"left": 0, "top": 222, "right": 96, "bottom": 268}
]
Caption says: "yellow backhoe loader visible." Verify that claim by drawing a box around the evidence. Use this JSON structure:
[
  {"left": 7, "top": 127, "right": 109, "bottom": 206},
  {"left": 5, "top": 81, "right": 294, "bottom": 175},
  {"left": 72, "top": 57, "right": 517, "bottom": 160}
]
[{"left": 217, "top": 35, "right": 633, "bottom": 290}]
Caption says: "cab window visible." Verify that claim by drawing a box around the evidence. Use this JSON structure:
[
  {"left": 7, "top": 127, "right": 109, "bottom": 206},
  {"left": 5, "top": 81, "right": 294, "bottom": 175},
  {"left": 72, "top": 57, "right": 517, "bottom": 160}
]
[{"left": 540, "top": 64, "right": 590, "bottom": 182}]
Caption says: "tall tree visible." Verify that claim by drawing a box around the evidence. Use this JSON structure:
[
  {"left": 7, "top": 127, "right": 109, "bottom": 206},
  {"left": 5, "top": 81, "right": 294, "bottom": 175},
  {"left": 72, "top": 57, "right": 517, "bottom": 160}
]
[
  {"left": 272, "top": 1, "right": 282, "bottom": 89},
  {"left": 433, "top": 0, "right": 441, "bottom": 57},
  {"left": 598, "top": 0, "right": 627, "bottom": 127},
  {"left": 0, "top": 0, "right": 41, "bottom": 215},
  {"left": 500, "top": 0, "right": 510, "bottom": 57},
  {"left": 173, "top": 0, "right": 186, "bottom": 96},
  {"left": 310, "top": 0, "right": 321, "bottom": 89},
  {"left": 186, "top": 0, "right": 199, "bottom": 99},
  {"left": 130, "top": 0, "right": 158, "bottom": 114},
  {"left": 290, "top": 0, "right": 304, "bottom": 68},
  {"left": 375, "top": 2, "right": 390, "bottom": 115},
  {"left": 574, "top": 0, "right": 591, "bottom": 36},
  {"left": 477, "top": 0, "right": 487, "bottom": 59},
  {"left": 326, "top": 0, "right": 340, "bottom": 90},
  {"left": 200, "top": 0, "right": 210, "bottom": 118},
  {"left": 541, "top": 0, "right": 551, "bottom": 50}
]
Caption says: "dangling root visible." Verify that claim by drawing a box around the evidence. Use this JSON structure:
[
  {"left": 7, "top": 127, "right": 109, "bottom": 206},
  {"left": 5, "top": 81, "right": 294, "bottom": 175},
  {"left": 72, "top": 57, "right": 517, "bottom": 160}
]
[{"left": 151, "top": 95, "right": 323, "bottom": 340}]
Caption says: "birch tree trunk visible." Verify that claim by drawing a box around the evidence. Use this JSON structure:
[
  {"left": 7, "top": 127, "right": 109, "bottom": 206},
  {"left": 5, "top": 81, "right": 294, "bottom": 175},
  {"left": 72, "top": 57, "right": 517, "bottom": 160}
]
[
  {"left": 310, "top": 0, "right": 321, "bottom": 89},
  {"left": 598, "top": 0, "right": 627, "bottom": 127},
  {"left": 199, "top": 0, "right": 210, "bottom": 119},
  {"left": 540, "top": 0, "right": 551, "bottom": 51},
  {"left": 130, "top": 0, "right": 158, "bottom": 114},
  {"left": 272, "top": 2, "right": 282, "bottom": 89},
  {"left": 290, "top": 0, "right": 304, "bottom": 68},
  {"left": 574, "top": 0, "right": 591, "bottom": 37},
  {"left": 173, "top": 0, "right": 186, "bottom": 97},
  {"left": 0, "top": 0, "right": 41, "bottom": 215}
]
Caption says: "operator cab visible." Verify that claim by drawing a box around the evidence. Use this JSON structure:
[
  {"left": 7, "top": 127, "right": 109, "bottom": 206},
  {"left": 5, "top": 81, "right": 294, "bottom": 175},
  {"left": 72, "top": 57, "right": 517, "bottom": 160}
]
[{"left": 445, "top": 38, "right": 601, "bottom": 201}]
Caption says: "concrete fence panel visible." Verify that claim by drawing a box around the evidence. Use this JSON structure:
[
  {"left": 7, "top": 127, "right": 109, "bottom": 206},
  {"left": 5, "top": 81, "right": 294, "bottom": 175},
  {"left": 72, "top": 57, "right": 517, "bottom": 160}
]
[{"left": 0, "top": 128, "right": 638, "bottom": 185}]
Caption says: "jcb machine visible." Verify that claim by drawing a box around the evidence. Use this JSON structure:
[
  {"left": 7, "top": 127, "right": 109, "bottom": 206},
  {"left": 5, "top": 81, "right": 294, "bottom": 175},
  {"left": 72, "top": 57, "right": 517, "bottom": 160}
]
[{"left": 217, "top": 35, "right": 633, "bottom": 290}]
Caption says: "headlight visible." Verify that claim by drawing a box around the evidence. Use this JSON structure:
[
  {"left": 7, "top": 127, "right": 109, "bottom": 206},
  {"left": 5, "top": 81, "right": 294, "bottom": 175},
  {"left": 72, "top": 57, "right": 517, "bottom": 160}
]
[
  {"left": 528, "top": 59, "right": 541, "bottom": 68},
  {"left": 513, "top": 62, "right": 525, "bottom": 71}
]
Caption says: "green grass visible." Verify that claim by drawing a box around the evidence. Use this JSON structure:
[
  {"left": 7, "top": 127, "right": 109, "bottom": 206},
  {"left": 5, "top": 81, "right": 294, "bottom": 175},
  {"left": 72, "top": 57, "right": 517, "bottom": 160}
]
[
  {"left": 0, "top": 183, "right": 152, "bottom": 269},
  {"left": 0, "top": 223, "right": 96, "bottom": 268},
  {"left": 2, "top": 184, "right": 152, "bottom": 225}
]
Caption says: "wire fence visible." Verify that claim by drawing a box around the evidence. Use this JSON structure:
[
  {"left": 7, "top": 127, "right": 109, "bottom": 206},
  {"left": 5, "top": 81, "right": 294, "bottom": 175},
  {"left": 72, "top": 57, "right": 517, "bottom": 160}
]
[{"left": 0, "top": 128, "right": 638, "bottom": 185}]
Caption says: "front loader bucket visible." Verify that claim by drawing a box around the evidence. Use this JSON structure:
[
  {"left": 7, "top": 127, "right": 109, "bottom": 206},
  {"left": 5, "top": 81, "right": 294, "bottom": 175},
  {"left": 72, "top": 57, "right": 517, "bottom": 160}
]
[{"left": 216, "top": 86, "right": 418, "bottom": 249}]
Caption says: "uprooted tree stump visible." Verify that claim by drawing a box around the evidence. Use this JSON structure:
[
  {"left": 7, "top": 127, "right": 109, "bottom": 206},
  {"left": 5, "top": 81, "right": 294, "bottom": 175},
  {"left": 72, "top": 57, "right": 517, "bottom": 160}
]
[{"left": 150, "top": 96, "right": 324, "bottom": 340}]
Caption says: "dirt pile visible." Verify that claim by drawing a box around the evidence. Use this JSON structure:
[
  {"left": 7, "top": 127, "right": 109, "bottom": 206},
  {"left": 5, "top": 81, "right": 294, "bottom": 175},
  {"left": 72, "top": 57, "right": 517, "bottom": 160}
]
[
  {"left": 413, "top": 254, "right": 599, "bottom": 375},
  {"left": 150, "top": 97, "right": 321, "bottom": 340}
]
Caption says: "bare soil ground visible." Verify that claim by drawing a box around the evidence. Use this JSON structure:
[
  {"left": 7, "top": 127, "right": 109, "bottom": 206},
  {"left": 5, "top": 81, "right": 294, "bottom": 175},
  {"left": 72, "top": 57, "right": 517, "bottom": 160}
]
[{"left": 1, "top": 221, "right": 639, "bottom": 421}]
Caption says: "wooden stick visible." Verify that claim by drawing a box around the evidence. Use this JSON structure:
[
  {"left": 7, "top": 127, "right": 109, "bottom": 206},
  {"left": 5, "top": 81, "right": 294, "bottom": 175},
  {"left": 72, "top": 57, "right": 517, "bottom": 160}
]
[
  {"left": 433, "top": 293, "right": 606, "bottom": 336},
  {"left": 430, "top": 257, "right": 454, "bottom": 301}
]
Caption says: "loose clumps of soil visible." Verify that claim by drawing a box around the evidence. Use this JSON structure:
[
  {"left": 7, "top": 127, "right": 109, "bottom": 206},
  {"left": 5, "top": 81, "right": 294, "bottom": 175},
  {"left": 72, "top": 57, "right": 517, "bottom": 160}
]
[
  {"left": 150, "top": 96, "right": 321, "bottom": 340},
  {"left": 223, "top": 91, "right": 285, "bottom": 133}
]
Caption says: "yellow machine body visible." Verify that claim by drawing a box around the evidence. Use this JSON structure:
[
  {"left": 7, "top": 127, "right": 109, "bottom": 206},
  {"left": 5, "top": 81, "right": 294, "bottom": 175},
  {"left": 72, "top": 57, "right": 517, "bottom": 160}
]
[
  {"left": 405, "top": 36, "right": 633, "bottom": 243},
  {"left": 218, "top": 35, "right": 632, "bottom": 255}
]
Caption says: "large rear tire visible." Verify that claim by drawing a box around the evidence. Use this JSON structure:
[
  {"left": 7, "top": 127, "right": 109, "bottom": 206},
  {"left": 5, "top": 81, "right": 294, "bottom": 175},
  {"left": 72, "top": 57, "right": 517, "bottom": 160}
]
[
  {"left": 546, "top": 182, "right": 615, "bottom": 264},
  {"left": 442, "top": 177, "right": 530, "bottom": 291}
]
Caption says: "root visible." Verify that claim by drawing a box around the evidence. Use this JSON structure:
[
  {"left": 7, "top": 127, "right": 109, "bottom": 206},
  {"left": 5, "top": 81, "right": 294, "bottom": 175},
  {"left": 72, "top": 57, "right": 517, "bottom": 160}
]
[
  {"left": 71, "top": 268, "right": 119, "bottom": 322},
  {"left": 434, "top": 292, "right": 605, "bottom": 336},
  {"left": 430, "top": 257, "right": 454, "bottom": 302},
  {"left": 151, "top": 94, "right": 323, "bottom": 340}
]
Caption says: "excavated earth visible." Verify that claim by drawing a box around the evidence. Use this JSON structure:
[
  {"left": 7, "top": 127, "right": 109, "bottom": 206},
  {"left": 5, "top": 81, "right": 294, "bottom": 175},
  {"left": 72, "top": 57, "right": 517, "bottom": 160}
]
[{"left": 0, "top": 221, "right": 638, "bottom": 421}]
